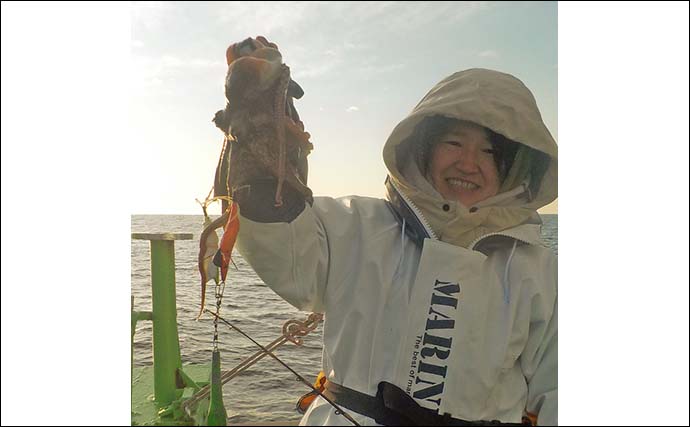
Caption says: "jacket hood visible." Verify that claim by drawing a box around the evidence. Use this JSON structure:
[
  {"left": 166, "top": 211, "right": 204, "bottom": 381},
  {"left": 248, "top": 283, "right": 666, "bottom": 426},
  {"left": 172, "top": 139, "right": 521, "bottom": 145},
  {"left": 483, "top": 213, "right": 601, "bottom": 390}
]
[{"left": 383, "top": 68, "right": 558, "bottom": 248}]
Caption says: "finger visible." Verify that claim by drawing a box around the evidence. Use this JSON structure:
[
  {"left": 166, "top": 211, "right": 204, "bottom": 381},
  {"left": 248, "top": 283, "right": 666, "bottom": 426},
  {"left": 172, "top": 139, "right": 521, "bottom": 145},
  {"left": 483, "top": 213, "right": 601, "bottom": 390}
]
[
  {"left": 226, "top": 43, "right": 238, "bottom": 65},
  {"left": 253, "top": 36, "right": 266, "bottom": 49},
  {"left": 256, "top": 35, "right": 278, "bottom": 49},
  {"left": 287, "top": 79, "right": 304, "bottom": 99}
]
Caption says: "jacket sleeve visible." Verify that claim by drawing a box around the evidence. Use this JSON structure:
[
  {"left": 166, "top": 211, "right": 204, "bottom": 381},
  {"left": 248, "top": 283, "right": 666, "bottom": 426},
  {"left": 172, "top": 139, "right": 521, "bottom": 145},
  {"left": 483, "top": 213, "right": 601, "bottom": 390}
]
[
  {"left": 520, "top": 252, "right": 558, "bottom": 426},
  {"left": 235, "top": 194, "right": 367, "bottom": 313}
]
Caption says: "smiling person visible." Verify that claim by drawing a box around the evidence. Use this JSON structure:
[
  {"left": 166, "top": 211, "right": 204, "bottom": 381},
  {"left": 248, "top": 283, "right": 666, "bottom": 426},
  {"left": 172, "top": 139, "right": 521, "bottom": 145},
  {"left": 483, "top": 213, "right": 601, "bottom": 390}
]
[
  {"left": 427, "top": 120, "right": 505, "bottom": 205},
  {"left": 233, "top": 66, "right": 558, "bottom": 426}
]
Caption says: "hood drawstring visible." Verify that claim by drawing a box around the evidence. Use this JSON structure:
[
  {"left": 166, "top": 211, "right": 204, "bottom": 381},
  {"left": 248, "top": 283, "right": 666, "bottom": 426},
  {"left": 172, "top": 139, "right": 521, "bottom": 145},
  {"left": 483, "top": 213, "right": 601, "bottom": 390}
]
[{"left": 503, "top": 240, "right": 518, "bottom": 304}]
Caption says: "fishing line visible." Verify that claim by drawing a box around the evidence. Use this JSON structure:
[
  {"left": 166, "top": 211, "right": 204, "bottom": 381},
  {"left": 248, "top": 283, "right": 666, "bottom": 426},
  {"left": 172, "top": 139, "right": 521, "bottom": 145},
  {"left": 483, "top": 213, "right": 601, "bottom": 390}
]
[{"left": 204, "top": 309, "right": 361, "bottom": 426}]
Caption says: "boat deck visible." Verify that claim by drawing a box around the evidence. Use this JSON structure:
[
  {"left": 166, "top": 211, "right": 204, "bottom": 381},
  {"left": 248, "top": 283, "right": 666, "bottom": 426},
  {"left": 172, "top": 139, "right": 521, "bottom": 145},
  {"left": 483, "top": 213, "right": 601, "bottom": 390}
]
[{"left": 132, "top": 364, "right": 299, "bottom": 425}]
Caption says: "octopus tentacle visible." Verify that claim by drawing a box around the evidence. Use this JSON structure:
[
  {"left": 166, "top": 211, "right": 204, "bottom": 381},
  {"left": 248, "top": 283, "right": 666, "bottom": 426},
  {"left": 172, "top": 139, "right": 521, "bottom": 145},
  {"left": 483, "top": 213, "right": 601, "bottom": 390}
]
[
  {"left": 273, "top": 65, "right": 291, "bottom": 207},
  {"left": 197, "top": 210, "right": 230, "bottom": 320}
]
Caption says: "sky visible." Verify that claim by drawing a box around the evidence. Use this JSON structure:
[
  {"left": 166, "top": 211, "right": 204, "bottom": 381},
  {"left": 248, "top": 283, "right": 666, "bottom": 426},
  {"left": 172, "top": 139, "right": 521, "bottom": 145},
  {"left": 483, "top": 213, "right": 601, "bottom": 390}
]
[{"left": 130, "top": 1, "right": 558, "bottom": 214}]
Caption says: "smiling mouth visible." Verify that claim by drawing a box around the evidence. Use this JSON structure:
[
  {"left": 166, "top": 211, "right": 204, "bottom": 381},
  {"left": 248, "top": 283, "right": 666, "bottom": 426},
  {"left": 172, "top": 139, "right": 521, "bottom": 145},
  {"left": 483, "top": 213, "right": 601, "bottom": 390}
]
[{"left": 446, "top": 178, "right": 479, "bottom": 190}]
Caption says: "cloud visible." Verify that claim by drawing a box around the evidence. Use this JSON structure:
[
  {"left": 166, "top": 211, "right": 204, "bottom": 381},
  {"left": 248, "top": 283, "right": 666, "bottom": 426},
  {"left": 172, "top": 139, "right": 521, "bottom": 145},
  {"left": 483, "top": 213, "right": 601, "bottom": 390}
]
[
  {"left": 355, "top": 62, "right": 406, "bottom": 77},
  {"left": 292, "top": 59, "right": 342, "bottom": 79},
  {"left": 289, "top": 41, "right": 349, "bottom": 79},
  {"left": 188, "top": 58, "right": 225, "bottom": 68},
  {"left": 478, "top": 50, "right": 499, "bottom": 58},
  {"left": 156, "top": 55, "right": 224, "bottom": 69},
  {"left": 215, "top": 2, "right": 312, "bottom": 36},
  {"left": 132, "top": 1, "right": 177, "bottom": 35},
  {"left": 130, "top": 1, "right": 496, "bottom": 96},
  {"left": 338, "top": 1, "right": 491, "bottom": 33},
  {"left": 346, "top": 106, "right": 360, "bottom": 113},
  {"left": 131, "top": 54, "right": 225, "bottom": 93}
]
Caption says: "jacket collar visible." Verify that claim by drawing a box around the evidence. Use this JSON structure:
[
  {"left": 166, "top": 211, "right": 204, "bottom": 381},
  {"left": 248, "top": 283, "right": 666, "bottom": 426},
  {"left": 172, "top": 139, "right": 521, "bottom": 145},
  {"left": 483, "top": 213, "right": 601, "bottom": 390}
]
[
  {"left": 384, "top": 176, "right": 431, "bottom": 248},
  {"left": 384, "top": 176, "right": 543, "bottom": 253}
]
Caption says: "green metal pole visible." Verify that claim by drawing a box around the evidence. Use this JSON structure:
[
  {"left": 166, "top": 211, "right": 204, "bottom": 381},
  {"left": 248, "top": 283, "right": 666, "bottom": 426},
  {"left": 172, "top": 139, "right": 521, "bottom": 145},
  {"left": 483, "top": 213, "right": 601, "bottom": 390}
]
[
  {"left": 133, "top": 232, "right": 193, "bottom": 409},
  {"left": 132, "top": 296, "right": 135, "bottom": 386},
  {"left": 150, "top": 238, "right": 183, "bottom": 406}
]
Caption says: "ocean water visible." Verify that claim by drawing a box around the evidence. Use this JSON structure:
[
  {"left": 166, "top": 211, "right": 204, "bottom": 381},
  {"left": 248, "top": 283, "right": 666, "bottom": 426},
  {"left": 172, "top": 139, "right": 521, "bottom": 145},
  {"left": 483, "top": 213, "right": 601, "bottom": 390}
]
[{"left": 131, "top": 213, "right": 557, "bottom": 423}]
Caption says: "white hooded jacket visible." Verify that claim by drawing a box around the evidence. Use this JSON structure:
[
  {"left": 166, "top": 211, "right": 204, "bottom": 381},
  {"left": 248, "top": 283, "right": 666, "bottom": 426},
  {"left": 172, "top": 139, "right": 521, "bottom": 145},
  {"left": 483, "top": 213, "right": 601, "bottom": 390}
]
[{"left": 236, "top": 68, "right": 558, "bottom": 426}]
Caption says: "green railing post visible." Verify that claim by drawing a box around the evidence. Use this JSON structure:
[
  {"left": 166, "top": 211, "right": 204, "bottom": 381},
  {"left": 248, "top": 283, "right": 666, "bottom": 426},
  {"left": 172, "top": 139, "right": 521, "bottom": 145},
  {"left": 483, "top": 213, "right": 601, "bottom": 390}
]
[
  {"left": 132, "top": 232, "right": 193, "bottom": 408},
  {"left": 150, "top": 238, "right": 181, "bottom": 406}
]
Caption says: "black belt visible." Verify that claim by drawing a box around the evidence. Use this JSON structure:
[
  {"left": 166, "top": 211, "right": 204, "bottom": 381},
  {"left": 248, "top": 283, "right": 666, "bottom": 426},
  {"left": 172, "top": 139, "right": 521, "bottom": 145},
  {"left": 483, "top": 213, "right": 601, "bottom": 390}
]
[{"left": 322, "top": 380, "right": 530, "bottom": 426}]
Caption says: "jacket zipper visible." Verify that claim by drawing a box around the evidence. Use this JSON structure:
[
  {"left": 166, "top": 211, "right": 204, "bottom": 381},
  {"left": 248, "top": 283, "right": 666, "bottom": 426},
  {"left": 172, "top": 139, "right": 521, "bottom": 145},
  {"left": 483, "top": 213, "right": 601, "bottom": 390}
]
[{"left": 389, "top": 179, "right": 438, "bottom": 240}]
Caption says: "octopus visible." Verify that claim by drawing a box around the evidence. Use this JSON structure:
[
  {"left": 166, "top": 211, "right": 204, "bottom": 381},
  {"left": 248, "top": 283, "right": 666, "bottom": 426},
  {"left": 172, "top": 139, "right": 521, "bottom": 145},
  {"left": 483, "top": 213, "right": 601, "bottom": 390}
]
[
  {"left": 213, "top": 36, "right": 313, "bottom": 207},
  {"left": 198, "top": 37, "right": 312, "bottom": 318}
]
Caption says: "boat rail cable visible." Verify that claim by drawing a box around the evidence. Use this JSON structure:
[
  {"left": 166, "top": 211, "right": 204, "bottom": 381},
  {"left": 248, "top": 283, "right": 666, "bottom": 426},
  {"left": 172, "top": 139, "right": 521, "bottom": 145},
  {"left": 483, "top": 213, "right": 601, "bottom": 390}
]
[
  {"left": 182, "top": 313, "right": 323, "bottom": 411},
  {"left": 204, "top": 309, "right": 361, "bottom": 427}
]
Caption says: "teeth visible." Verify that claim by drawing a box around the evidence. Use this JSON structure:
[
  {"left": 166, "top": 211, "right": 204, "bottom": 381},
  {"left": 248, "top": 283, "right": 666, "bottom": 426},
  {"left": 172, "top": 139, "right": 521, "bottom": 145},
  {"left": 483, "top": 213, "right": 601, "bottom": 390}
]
[{"left": 447, "top": 178, "right": 479, "bottom": 190}]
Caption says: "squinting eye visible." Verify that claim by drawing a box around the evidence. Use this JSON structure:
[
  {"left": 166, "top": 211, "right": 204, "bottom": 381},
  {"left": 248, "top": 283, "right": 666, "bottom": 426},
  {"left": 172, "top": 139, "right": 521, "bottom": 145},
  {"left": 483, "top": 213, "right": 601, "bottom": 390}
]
[{"left": 482, "top": 149, "right": 497, "bottom": 155}]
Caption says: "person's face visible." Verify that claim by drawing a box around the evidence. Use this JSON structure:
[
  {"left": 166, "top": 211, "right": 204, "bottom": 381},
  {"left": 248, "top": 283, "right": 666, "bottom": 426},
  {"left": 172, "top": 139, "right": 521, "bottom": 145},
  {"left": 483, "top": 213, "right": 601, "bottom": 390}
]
[{"left": 428, "top": 122, "right": 501, "bottom": 207}]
